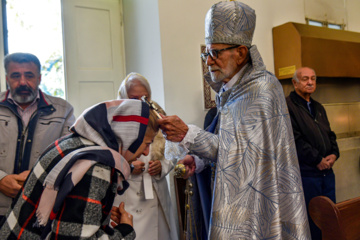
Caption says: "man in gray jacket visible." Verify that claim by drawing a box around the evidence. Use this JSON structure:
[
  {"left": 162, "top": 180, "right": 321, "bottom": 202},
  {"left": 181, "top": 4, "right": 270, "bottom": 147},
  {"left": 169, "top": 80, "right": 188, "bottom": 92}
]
[{"left": 0, "top": 52, "right": 75, "bottom": 221}]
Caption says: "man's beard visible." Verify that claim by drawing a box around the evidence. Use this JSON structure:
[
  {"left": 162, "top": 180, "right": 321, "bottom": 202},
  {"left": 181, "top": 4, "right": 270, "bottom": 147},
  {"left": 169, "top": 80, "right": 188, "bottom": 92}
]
[
  {"left": 209, "top": 68, "right": 225, "bottom": 83},
  {"left": 208, "top": 59, "right": 237, "bottom": 83},
  {"left": 11, "top": 85, "right": 38, "bottom": 104}
]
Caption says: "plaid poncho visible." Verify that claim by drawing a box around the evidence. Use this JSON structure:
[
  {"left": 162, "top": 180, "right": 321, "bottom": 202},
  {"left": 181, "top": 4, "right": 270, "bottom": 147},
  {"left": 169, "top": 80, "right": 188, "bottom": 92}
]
[{"left": 0, "top": 100, "right": 150, "bottom": 239}]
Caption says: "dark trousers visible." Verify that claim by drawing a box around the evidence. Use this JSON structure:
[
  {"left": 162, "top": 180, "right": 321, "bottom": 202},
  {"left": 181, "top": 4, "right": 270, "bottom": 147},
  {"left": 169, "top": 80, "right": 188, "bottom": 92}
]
[{"left": 302, "top": 172, "right": 336, "bottom": 240}]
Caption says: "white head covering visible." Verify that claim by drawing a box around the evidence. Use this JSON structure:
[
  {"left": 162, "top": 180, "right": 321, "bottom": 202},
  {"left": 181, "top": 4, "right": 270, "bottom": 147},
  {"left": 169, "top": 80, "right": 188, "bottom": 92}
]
[
  {"left": 118, "top": 72, "right": 152, "bottom": 100},
  {"left": 205, "top": 1, "right": 256, "bottom": 47}
]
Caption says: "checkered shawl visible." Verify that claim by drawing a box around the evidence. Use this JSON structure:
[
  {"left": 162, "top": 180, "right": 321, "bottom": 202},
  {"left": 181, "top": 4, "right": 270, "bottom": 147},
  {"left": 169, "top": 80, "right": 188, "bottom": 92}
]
[
  {"left": 0, "top": 100, "right": 149, "bottom": 239},
  {"left": 0, "top": 135, "right": 135, "bottom": 239}
]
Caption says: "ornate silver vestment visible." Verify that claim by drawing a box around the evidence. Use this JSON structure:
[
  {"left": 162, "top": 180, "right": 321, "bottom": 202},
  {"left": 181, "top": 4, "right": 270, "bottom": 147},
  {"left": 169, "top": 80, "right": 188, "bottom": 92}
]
[{"left": 188, "top": 46, "right": 311, "bottom": 239}]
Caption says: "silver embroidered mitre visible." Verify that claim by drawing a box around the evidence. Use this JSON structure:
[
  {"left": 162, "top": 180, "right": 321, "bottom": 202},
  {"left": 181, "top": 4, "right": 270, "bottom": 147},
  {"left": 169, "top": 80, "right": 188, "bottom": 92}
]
[{"left": 205, "top": 1, "right": 256, "bottom": 47}]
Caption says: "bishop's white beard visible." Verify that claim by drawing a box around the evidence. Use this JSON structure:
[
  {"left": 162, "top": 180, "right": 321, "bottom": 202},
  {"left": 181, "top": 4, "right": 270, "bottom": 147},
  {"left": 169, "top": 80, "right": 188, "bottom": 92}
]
[
  {"left": 208, "top": 57, "right": 238, "bottom": 83},
  {"left": 209, "top": 70, "right": 226, "bottom": 83}
]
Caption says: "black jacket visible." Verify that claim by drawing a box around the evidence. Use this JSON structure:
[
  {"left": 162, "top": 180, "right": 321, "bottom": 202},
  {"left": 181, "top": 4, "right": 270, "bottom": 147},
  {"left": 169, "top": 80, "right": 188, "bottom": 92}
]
[{"left": 286, "top": 91, "right": 339, "bottom": 177}]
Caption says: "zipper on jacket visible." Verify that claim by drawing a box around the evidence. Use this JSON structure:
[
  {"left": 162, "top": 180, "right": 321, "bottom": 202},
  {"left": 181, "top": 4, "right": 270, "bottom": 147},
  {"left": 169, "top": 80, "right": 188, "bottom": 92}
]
[
  {"left": 17, "top": 130, "right": 26, "bottom": 172},
  {"left": 16, "top": 110, "right": 38, "bottom": 172},
  {"left": 295, "top": 98, "right": 328, "bottom": 157},
  {"left": 314, "top": 118, "right": 327, "bottom": 155}
]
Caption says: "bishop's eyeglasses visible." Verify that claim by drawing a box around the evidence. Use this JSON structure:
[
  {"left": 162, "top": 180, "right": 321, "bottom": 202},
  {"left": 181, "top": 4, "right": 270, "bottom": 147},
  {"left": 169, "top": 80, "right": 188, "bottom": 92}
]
[{"left": 201, "top": 45, "right": 239, "bottom": 62}]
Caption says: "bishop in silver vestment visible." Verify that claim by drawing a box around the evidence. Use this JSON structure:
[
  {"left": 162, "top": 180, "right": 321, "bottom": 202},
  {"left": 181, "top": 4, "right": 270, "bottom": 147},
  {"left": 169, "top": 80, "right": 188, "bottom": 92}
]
[{"left": 159, "top": 1, "right": 310, "bottom": 239}]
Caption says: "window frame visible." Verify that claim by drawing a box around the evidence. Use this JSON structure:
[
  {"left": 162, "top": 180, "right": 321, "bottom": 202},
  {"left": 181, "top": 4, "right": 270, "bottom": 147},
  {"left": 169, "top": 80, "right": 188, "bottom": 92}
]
[{"left": 306, "top": 17, "right": 345, "bottom": 30}]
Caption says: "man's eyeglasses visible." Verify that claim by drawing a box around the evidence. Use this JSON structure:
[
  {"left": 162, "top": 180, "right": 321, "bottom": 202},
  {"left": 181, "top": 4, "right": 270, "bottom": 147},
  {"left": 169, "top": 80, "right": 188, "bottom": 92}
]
[{"left": 201, "top": 45, "right": 239, "bottom": 62}]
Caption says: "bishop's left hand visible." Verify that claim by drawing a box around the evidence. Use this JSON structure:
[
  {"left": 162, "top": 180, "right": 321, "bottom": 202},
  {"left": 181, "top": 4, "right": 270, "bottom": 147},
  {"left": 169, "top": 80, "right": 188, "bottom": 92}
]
[{"left": 176, "top": 155, "right": 196, "bottom": 179}]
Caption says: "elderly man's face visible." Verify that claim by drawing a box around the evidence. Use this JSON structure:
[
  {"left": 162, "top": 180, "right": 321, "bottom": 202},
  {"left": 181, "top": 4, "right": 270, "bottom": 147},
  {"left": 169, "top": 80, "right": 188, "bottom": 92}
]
[
  {"left": 293, "top": 67, "right": 316, "bottom": 99},
  {"left": 205, "top": 44, "right": 241, "bottom": 83},
  {"left": 6, "top": 61, "right": 41, "bottom": 107}
]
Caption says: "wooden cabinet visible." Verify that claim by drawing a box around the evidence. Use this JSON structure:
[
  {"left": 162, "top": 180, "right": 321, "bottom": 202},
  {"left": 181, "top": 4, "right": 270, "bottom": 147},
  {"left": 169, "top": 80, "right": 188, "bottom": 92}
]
[{"left": 272, "top": 22, "right": 360, "bottom": 80}]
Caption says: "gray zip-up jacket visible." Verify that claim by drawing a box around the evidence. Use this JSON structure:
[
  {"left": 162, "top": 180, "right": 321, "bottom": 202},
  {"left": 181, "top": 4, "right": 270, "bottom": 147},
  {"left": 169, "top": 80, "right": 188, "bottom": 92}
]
[{"left": 0, "top": 90, "right": 75, "bottom": 215}]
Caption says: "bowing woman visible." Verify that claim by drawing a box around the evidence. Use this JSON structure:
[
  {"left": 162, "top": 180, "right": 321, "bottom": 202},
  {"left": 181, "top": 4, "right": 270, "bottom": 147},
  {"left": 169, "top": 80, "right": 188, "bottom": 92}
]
[
  {"left": 0, "top": 99, "right": 159, "bottom": 239},
  {"left": 114, "top": 72, "right": 178, "bottom": 240}
]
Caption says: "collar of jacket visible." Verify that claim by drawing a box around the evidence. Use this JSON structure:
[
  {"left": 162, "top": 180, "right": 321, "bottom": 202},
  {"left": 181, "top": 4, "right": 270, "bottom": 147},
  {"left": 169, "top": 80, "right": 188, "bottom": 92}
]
[
  {"left": 289, "top": 91, "right": 318, "bottom": 118},
  {"left": 0, "top": 89, "right": 56, "bottom": 117},
  {"left": 289, "top": 91, "right": 313, "bottom": 109}
]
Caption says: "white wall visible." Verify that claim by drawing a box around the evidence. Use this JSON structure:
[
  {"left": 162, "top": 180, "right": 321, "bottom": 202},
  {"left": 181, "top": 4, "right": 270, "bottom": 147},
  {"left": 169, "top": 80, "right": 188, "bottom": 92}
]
[
  {"left": 122, "top": 0, "right": 165, "bottom": 109},
  {"left": 158, "top": 1, "right": 210, "bottom": 126},
  {"left": 347, "top": 0, "right": 360, "bottom": 32}
]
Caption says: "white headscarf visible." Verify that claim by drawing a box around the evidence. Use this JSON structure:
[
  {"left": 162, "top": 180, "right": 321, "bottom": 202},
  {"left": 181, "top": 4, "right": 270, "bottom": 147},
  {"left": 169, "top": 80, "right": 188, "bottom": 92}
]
[{"left": 117, "top": 72, "right": 152, "bottom": 100}]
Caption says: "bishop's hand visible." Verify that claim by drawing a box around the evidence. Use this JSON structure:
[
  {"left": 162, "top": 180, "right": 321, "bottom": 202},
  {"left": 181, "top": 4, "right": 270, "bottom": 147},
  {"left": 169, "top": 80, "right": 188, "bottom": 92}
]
[{"left": 158, "top": 114, "right": 189, "bottom": 142}]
